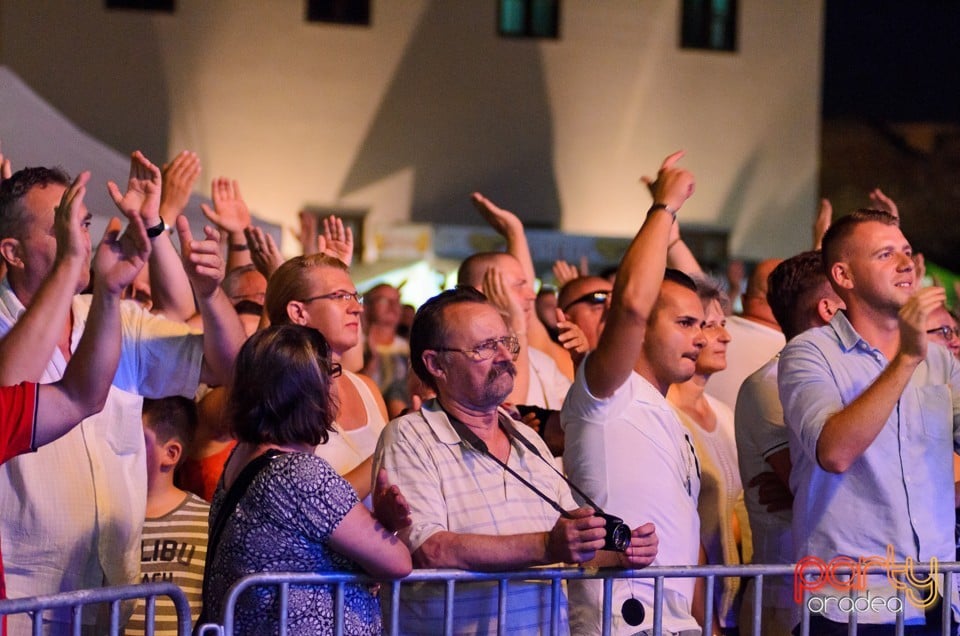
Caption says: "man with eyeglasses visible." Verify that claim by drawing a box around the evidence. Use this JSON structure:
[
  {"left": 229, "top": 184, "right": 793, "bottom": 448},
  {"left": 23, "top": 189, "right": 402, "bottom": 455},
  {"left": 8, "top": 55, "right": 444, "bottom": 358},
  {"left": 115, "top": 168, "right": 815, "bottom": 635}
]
[
  {"left": 373, "top": 286, "right": 658, "bottom": 635},
  {"left": 557, "top": 277, "right": 613, "bottom": 352},
  {"left": 924, "top": 303, "right": 960, "bottom": 359}
]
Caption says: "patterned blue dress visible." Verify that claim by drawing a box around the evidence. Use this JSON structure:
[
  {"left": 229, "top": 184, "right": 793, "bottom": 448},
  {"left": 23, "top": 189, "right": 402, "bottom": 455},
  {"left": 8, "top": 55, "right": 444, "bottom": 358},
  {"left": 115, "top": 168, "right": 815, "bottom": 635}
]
[{"left": 204, "top": 452, "right": 381, "bottom": 635}]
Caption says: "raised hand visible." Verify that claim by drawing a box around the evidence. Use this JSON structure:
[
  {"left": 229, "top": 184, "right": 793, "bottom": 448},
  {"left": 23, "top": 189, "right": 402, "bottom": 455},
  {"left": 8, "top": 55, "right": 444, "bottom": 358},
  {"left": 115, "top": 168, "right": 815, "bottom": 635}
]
[
  {"left": 107, "top": 151, "right": 162, "bottom": 224},
  {"left": 482, "top": 267, "right": 527, "bottom": 335},
  {"left": 813, "top": 198, "right": 832, "bottom": 250},
  {"left": 0, "top": 140, "right": 12, "bottom": 182},
  {"left": 159, "top": 151, "right": 202, "bottom": 223},
  {"left": 372, "top": 468, "right": 411, "bottom": 534},
  {"left": 640, "top": 150, "right": 695, "bottom": 211},
  {"left": 201, "top": 178, "right": 252, "bottom": 235},
  {"left": 53, "top": 171, "right": 93, "bottom": 267},
  {"left": 898, "top": 286, "right": 947, "bottom": 361},
  {"left": 471, "top": 192, "right": 523, "bottom": 238},
  {"left": 244, "top": 225, "right": 285, "bottom": 279},
  {"left": 93, "top": 214, "right": 152, "bottom": 295},
  {"left": 317, "top": 215, "right": 354, "bottom": 265},
  {"left": 546, "top": 506, "right": 607, "bottom": 564},
  {"left": 556, "top": 309, "right": 588, "bottom": 355},
  {"left": 298, "top": 210, "right": 320, "bottom": 256},
  {"left": 176, "top": 217, "right": 225, "bottom": 299},
  {"left": 552, "top": 260, "right": 581, "bottom": 288},
  {"left": 868, "top": 187, "right": 899, "bottom": 219},
  {"left": 913, "top": 251, "right": 926, "bottom": 282}
]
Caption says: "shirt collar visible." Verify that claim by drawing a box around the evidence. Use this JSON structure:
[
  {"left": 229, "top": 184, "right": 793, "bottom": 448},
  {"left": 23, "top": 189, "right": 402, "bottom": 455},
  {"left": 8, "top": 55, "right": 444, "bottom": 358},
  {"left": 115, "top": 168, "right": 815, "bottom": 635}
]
[
  {"left": 830, "top": 310, "right": 870, "bottom": 353},
  {"left": 421, "top": 398, "right": 528, "bottom": 454}
]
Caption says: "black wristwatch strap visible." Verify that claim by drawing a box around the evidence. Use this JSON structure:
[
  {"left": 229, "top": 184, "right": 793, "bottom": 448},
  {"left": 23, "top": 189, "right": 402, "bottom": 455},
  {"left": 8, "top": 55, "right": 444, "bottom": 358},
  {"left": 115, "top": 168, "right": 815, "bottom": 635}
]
[{"left": 145, "top": 220, "right": 166, "bottom": 238}]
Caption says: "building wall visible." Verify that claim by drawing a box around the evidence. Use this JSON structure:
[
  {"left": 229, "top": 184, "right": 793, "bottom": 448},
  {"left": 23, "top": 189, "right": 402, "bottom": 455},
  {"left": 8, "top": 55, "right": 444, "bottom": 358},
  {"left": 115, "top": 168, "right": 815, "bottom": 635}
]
[{"left": 0, "top": 0, "right": 823, "bottom": 260}]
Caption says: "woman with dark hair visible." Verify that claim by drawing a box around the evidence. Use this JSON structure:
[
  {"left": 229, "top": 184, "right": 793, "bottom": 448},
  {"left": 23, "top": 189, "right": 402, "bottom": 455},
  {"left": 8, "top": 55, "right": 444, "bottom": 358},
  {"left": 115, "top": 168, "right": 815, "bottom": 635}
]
[{"left": 201, "top": 324, "right": 411, "bottom": 635}]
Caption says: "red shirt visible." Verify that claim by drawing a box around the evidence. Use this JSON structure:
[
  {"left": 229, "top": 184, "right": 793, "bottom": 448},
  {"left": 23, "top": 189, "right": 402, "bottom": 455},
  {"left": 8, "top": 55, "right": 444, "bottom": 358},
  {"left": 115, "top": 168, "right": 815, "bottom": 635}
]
[{"left": 0, "top": 382, "right": 38, "bottom": 634}]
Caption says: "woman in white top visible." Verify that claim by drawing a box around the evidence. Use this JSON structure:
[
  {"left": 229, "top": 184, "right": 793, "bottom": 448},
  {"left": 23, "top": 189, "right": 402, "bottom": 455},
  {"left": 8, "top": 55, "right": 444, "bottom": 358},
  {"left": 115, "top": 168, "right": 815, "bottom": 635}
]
[
  {"left": 265, "top": 254, "right": 389, "bottom": 502},
  {"left": 667, "top": 276, "right": 744, "bottom": 634}
]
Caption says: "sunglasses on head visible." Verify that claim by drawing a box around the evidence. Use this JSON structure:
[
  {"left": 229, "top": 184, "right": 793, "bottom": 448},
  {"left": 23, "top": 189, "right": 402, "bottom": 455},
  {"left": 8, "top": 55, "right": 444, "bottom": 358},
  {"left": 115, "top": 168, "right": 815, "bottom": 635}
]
[{"left": 562, "top": 290, "right": 611, "bottom": 313}]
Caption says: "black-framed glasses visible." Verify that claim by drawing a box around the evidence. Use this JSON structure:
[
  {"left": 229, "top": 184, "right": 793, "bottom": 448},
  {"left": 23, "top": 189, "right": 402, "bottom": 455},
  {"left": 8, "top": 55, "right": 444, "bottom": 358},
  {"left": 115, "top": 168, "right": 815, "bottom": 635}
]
[
  {"left": 561, "top": 290, "right": 611, "bottom": 313},
  {"left": 926, "top": 325, "right": 960, "bottom": 341},
  {"left": 328, "top": 362, "right": 343, "bottom": 378},
  {"left": 300, "top": 290, "right": 363, "bottom": 304},
  {"left": 437, "top": 335, "right": 521, "bottom": 361}
]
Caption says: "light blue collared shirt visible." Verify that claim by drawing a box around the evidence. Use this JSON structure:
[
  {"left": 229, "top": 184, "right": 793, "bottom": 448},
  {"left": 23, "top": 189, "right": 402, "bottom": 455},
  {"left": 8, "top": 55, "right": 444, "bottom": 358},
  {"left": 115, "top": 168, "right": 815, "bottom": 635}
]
[{"left": 779, "top": 311, "right": 960, "bottom": 624}]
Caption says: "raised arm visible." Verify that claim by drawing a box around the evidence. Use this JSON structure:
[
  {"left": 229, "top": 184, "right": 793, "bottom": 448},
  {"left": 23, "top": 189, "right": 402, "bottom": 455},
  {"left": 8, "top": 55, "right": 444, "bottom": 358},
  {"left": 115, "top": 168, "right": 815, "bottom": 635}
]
[
  {"left": 0, "top": 172, "right": 91, "bottom": 384},
  {"left": 0, "top": 140, "right": 11, "bottom": 182},
  {"left": 482, "top": 267, "right": 531, "bottom": 403},
  {"left": 316, "top": 215, "right": 354, "bottom": 266},
  {"left": 665, "top": 211, "right": 704, "bottom": 277},
  {"left": 109, "top": 151, "right": 196, "bottom": 321},
  {"left": 176, "top": 217, "right": 246, "bottom": 386},
  {"left": 201, "top": 177, "right": 253, "bottom": 272},
  {"left": 36, "top": 195, "right": 152, "bottom": 445},
  {"left": 585, "top": 151, "right": 695, "bottom": 398},
  {"left": 472, "top": 192, "right": 573, "bottom": 378}
]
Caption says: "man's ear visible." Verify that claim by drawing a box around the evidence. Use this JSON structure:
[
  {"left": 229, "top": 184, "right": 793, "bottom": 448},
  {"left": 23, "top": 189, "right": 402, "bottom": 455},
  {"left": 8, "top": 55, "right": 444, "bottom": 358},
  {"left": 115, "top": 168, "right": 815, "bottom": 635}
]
[
  {"left": 421, "top": 350, "right": 444, "bottom": 382},
  {"left": 0, "top": 238, "right": 23, "bottom": 268},
  {"left": 816, "top": 297, "right": 836, "bottom": 324},
  {"left": 830, "top": 262, "right": 854, "bottom": 291},
  {"left": 286, "top": 301, "right": 309, "bottom": 326}
]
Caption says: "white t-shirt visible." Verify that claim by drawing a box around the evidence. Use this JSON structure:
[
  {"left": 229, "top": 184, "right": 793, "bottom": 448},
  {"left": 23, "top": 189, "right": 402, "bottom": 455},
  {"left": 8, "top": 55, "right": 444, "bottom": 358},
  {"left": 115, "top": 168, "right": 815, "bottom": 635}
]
[
  {"left": 561, "top": 359, "right": 701, "bottom": 635},
  {"left": 526, "top": 346, "right": 571, "bottom": 409}
]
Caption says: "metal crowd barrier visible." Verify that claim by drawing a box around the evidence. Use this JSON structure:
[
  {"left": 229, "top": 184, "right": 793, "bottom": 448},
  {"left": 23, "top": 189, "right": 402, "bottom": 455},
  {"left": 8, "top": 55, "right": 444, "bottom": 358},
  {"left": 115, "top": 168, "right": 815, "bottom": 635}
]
[
  {"left": 0, "top": 581, "right": 192, "bottom": 636},
  {"left": 4, "top": 562, "right": 958, "bottom": 635},
  {"left": 197, "top": 561, "right": 960, "bottom": 636}
]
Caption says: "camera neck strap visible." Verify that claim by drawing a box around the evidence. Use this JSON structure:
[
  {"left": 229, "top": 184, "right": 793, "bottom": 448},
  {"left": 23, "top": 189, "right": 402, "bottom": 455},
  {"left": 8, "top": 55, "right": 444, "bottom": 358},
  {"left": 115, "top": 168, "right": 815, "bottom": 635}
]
[{"left": 442, "top": 406, "right": 605, "bottom": 519}]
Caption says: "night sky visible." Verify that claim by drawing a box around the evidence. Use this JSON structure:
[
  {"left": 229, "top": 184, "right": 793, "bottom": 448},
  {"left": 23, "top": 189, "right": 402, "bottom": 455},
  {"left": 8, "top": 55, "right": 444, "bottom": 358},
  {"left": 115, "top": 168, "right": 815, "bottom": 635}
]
[{"left": 823, "top": 1, "right": 960, "bottom": 122}]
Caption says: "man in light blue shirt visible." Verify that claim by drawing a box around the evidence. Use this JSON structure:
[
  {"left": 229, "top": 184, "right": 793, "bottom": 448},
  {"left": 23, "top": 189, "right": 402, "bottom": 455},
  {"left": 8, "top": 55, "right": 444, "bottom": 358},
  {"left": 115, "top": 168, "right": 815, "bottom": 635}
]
[{"left": 779, "top": 210, "right": 959, "bottom": 634}]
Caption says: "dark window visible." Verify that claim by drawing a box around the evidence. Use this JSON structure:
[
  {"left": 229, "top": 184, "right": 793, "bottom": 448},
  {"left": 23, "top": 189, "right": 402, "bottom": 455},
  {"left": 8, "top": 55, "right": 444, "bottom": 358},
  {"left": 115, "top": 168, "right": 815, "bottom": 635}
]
[
  {"left": 681, "top": 0, "right": 737, "bottom": 52},
  {"left": 105, "top": 0, "right": 174, "bottom": 11},
  {"left": 499, "top": 0, "right": 559, "bottom": 39},
  {"left": 307, "top": 0, "right": 371, "bottom": 26}
]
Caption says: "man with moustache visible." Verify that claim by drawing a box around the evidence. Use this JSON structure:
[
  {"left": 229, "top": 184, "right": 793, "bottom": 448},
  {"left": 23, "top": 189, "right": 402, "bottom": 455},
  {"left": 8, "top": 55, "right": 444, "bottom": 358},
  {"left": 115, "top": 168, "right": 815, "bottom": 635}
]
[
  {"left": 562, "top": 151, "right": 704, "bottom": 635},
  {"left": 779, "top": 210, "right": 960, "bottom": 634},
  {"left": 374, "top": 286, "right": 658, "bottom": 635}
]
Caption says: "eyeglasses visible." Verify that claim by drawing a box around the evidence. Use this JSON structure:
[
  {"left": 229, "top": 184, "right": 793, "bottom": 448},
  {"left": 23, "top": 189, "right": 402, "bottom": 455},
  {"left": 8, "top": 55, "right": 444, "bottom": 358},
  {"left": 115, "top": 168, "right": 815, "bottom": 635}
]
[
  {"left": 437, "top": 335, "right": 521, "bottom": 361},
  {"left": 328, "top": 362, "right": 343, "bottom": 378},
  {"left": 926, "top": 325, "right": 960, "bottom": 341},
  {"left": 301, "top": 291, "right": 363, "bottom": 304},
  {"left": 561, "top": 290, "right": 611, "bottom": 313}
]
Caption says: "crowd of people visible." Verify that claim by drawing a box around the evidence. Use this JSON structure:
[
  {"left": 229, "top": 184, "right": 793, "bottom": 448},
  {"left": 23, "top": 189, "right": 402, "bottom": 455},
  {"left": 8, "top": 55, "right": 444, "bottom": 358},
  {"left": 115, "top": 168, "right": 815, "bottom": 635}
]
[{"left": 0, "top": 142, "right": 958, "bottom": 636}]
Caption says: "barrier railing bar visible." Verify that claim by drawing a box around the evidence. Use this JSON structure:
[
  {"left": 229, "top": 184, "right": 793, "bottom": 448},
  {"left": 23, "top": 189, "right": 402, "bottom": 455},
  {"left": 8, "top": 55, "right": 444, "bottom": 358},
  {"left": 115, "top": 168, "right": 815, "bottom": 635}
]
[
  {"left": 653, "top": 575, "right": 663, "bottom": 635},
  {"left": 550, "top": 576, "right": 561, "bottom": 636},
  {"left": 601, "top": 576, "right": 613, "bottom": 636},
  {"left": 497, "top": 578, "right": 507, "bottom": 636},
  {"left": 703, "top": 574, "right": 714, "bottom": 635},
  {"left": 443, "top": 578, "right": 454, "bottom": 636},
  {"left": 388, "top": 579, "right": 400, "bottom": 636},
  {"left": 0, "top": 583, "right": 191, "bottom": 636}
]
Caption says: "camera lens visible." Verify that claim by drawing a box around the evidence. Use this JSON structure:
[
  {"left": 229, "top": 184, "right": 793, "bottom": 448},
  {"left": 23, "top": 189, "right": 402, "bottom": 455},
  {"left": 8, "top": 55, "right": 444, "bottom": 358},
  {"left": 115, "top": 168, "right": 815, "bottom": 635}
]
[{"left": 598, "top": 513, "right": 630, "bottom": 552}]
